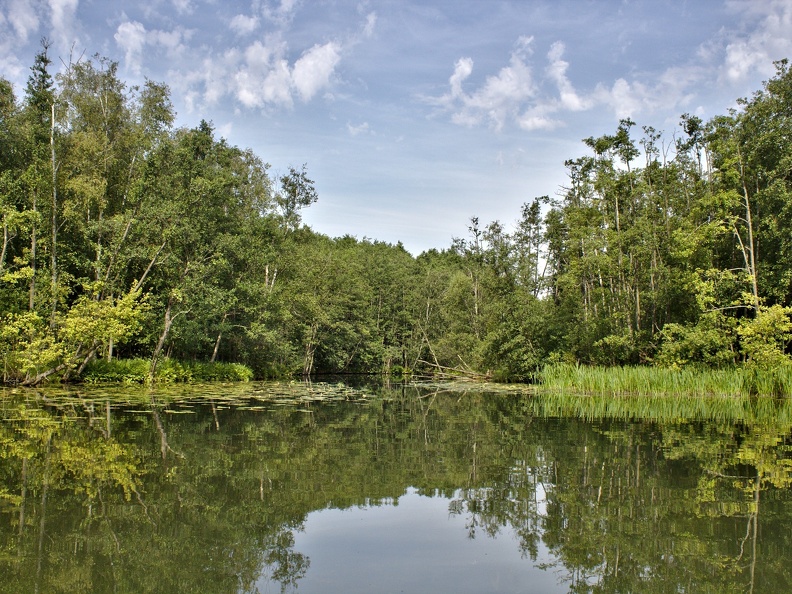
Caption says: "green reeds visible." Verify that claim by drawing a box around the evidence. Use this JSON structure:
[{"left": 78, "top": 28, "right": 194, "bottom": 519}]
[
  {"left": 529, "top": 389, "right": 792, "bottom": 425},
  {"left": 538, "top": 363, "right": 792, "bottom": 398}
]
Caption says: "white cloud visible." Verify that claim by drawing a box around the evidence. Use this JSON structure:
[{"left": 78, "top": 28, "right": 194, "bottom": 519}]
[
  {"left": 172, "top": 0, "right": 193, "bottom": 15},
  {"left": 545, "top": 41, "right": 590, "bottom": 112},
  {"left": 203, "top": 52, "right": 238, "bottom": 105},
  {"left": 363, "top": 11, "right": 377, "bottom": 38},
  {"left": 149, "top": 27, "right": 188, "bottom": 52},
  {"left": 48, "top": 0, "right": 79, "bottom": 49},
  {"left": 449, "top": 57, "right": 473, "bottom": 99},
  {"left": 721, "top": 0, "right": 792, "bottom": 83},
  {"left": 292, "top": 41, "right": 341, "bottom": 101},
  {"left": 230, "top": 14, "right": 259, "bottom": 36},
  {"left": 115, "top": 19, "right": 190, "bottom": 75},
  {"left": 168, "top": 3, "right": 364, "bottom": 112},
  {"left": 260, "top": 59, "right": 294, "bottom": 105},
  {"left": 347, "top": 121, "right": 371, "bottom": 136},
  {"left": 216, "top": 121, "right": 233, "bottom": 139},
  {"left": 517, "top": 104, "right": 563, "bottom": 131},
  {"left": 723, "top": 40, "right": 768, "bottom": 83},
  {"left": 596, "top": 78, "right": 644, "bottom": 119},
  {"left": 7, "top": 0, "right": 40, "bottom": 43},
  {"left": 232, "top": 38, "right": 292, "bottom": 108},
  {"left": 245, "top": 38, "right": 280, "bottom": 69},
  {"left": 590, "top": 63, "right": 703, "bottom": 120},
  {"left": 225, "top": 37, "right": 341, "bottom": 108},
  {"left": 433, "top": 31, "right": 718, "bottom": 131},
  {"left": 115, "top": 20, "right": 147, "bottom": 74},
  {"left": 436, "top": 36, "right": 537, "bottom": 131},
  {"left": 263, "top": 0, "right": 299, "bottom": 26}
]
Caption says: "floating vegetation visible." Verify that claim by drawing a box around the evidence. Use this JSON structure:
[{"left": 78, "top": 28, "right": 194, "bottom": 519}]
[
  {"left": 1, "top": 380, "right": 390, "bottom": 414},
  {"left": 7, "top": 373, "right": 792, "bottom": 429}
]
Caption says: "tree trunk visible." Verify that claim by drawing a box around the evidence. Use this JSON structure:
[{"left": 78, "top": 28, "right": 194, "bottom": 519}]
[
  {"left": 149, "top": 297, "right": 176, "bottom": 382},
  {"left": 738, "top": 149, "right": 760, "bottom": 312},
  {"left": 21, "top": 362, "right": 68, "bottom": 386},
  {"left": 0, "top": 219, "right": 11, "bottom": 275},
  {"left": 29, "top": 190, "right": 36, "bottom": 311},
  {"left": 133, "top": 240, "right": 166, "bottom": 292},
  {"left": 210, "top": 312, "right": 229, "bottom": 363},
  {"left": 34, "top": 435, "right": 52, "bottom": 594},
  {"left": 50, "top": 102, "right": 58, "bottom": 322},
  {"left": 210, "top": 331, "right": 222, "bottom": 363},
  {"left": 18, "top": 458, "right": 28, "bottom": 542},
  {"left": 303, "top": 324, "right": 318, "bottom": 375}
]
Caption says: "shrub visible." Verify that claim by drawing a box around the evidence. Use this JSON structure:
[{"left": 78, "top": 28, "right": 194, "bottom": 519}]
[{"left": 81, "top": 358, "right": 253, "bottom": 384}]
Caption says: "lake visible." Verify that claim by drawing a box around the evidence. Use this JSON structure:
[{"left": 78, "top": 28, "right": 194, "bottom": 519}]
[{"left": 1, "top": 380, "right": 790, "bottom": 593}]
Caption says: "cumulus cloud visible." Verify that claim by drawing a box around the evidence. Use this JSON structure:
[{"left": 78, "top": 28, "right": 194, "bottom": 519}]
[
  {"left": 432, "top": 31, "right": 715, "bottom": 131},
  {"left": 545, "top": 41, "right": 591, "bottom": 112},
  {"left": 190, "top": 23, "right": 356, "bottom": 111},
  {"left": 449, "top": 57, "right": 473, "bottom": 99},
  {"left": 230, "top": 14, "right": 259, "bottom": 36},
  {"left": 430, "top": 36, "right": 603, "bottom": 131},
  {"left": 115, "top": 19, "right": 190, "bottom": 75},
  {"left": 227, "top": 38, "right": 341, "bottom": 108},
  {"left": 148, "top": 28, "right": 186, "bottom": 51},
  {"left": 292, "top": 41, "right": 341, "bottom": 101},
  {"left": 517, "top": 104, "right": 563, "bottom": 131},
  {"left": 230, "top": 38, "right": 290, "bottom": 107},
  {"left": 235, "top": 42, "right": 293, "bottom": 108},
  {"left": 588, "top": 61, "right": 704, "bottom": 119},
  {"left": 721, "top": 0, "right": 792, "bottom": 83},
  {"left": 432, "top": 36, "right": 537, "bottom": 131},
  {"left": 115, "top": 21, "right": 147, "bottom": 74},
  {"left": 595, "top": 78, "right": 645, "bottom": 119},
  {"left": 171, "top": 6, "right": 379, "bottom": 113}
]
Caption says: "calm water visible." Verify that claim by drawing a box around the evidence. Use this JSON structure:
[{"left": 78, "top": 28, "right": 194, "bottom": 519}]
[{"left": 0, "top": 381, "right": 791, "bottom": 593}]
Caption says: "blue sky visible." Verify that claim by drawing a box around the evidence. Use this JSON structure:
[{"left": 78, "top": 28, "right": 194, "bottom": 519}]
[{"left": 2, "top": 0, "right": 792, "bottom": 253}]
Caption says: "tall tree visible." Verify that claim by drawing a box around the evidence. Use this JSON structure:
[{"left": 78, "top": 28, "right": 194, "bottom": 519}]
[{"left": 21, "top": 40, "right": 56, "bottom": 313}]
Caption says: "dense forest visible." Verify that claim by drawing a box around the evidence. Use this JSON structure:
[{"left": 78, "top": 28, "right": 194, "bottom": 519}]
[{"left": 2, "top": 44, "right": 792, "bottom": 384}]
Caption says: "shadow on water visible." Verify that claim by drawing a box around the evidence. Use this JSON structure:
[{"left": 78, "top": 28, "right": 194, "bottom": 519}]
[{"left": 0, "top": 381, "right": 790, "bottom": 593}]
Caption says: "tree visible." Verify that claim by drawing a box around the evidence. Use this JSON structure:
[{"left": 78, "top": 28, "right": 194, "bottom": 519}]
[
  {"left": 20, "top": 40, "right": 56, "bottom": 314},
  {"left": 276, "top": 164, "right": 318, "bottom": 230}
]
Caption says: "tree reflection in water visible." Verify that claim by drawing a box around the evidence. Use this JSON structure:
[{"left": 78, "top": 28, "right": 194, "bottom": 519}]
[{"left": 0, "top": 382, "right": 789, "bottom": 593}]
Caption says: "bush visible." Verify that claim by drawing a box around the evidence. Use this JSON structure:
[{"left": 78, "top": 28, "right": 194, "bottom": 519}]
[{"left": 81, "top": 358, "right": 253, "bottom": 384}]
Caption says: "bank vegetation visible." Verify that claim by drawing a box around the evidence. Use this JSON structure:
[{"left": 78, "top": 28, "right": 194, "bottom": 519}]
[{"left": 3, "top": 44, "right": 792, "bottom": 387}]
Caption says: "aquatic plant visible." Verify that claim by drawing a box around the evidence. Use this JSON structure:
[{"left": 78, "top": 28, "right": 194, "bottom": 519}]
[{"left": 537, "top": 363, "right": 792, "bottom": 398}]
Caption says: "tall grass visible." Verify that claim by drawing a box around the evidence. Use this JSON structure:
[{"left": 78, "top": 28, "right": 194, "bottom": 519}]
[
  {"left": 81, "top": 358, "right": 254, "bottom": 384},
  {"left": 538, "top": 363, "right": 792, "bottom": 398},
  {"left": 529, "top": 390, "right": 792, "bottom": 425}
]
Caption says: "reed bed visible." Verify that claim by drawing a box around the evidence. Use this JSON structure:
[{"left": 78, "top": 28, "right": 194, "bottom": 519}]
[
  {"left": 529, "top": 389, "right": 792, "bottom": 425},
  {"left": 537, "top": 363, "right": 792, "bottom": 399}
]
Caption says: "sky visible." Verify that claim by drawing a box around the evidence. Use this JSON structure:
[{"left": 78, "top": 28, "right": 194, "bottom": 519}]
[{"left": 2, "top": 0, "right": 792, "bottom": 254}]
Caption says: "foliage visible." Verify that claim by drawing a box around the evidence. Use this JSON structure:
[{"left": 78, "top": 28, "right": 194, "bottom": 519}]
[
  {"left": 3, "top": 46, "right": 792, "bottom": 385},
  {"left": 539, "top": 362, "right": 792, "bottom": 398},
  {"left": 81, "top": 357, "right": 253, "bottom": 383}
]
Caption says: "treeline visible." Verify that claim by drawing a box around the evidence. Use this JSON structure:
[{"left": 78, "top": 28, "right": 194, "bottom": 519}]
[{"left": 2, "top": 44, "right": 792, "bottom": 384}]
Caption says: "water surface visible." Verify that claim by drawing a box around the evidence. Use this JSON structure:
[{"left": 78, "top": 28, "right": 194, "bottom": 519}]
[{"left": 0, "top": 381, "right": 790, "bottom": 593}]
